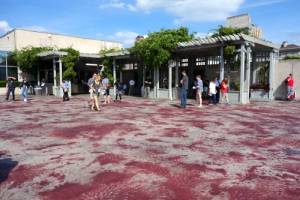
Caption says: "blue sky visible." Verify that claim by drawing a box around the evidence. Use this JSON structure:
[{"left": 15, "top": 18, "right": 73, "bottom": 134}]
[{"left": 0, "top": 0, "right": 299, "bottom": 47}]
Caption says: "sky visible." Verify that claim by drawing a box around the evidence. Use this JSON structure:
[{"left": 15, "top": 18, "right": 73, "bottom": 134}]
[{"left": 0, "top": 0, "right": 299, "bottom": 47}]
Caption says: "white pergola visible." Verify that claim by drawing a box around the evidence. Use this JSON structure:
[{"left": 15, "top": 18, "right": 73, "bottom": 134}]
[
  {"left": 38, "top": 51, "right": 68, "bottom": 97},
  {"left": 176, "top": 33, "right": 280, "bottom": 104}
]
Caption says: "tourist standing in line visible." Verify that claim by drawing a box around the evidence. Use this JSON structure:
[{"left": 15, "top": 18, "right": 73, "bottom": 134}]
[
  {"left": 6, "top": 76, "right": 16, "bottom": 101},
  {"left": 208, "top": 79, "right": 217, "bottom": 105},
  {"left": 193, "top": 75, "right": 203, "bottom": 108},
  {"left": 114, "top": 80, "right": 123, "bottom": 102},
  {"left": 220, "top": 78, "right": 229, "bottom": 104},
  {"left": 91, "top": 75, "right": 101, "bottom": 111},
  {"left": 102, "top": 76, "right": 111, "bottom": 104},
  {"left": 144, "top": 77, "right": 152, "bottom": 98},
  {"left": 20, "top": 77, "right": 30, "bottom": 102},
  {"left": 88, "top": 74, "right": 97, "bottom": 109},
  {"left": 62, "top": 80, "right": 70, "bottom": 101},
  {"left": 180, "top": 70, "right": 189, "bottom": 108},
  {"left": 215, "top": 77, "right": 221, "bottom": 103},
  {"left": 41, "top": 79, "right": 47, "bottom": 96},
  {"left": 285, "top": 73, "right": 295, "bottom": 100}
]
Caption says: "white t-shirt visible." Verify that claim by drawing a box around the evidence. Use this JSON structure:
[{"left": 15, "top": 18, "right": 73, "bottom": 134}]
[{"left": 209, "top": 82, "right": 216, "bottom": 95}]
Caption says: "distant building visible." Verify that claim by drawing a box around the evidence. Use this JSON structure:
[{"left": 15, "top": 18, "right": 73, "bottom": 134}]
[
  {"left": 0, "top": 28, "right": 122, "bottom": 54},
  {"left": 0, "top": 29, "right": 123, "bottom": 81},
  {"left": 226, "top": 14, "right": 263, "bottom": 39},
  {"left": 279, "top": 41, "right": 300, "bottom": 59}
]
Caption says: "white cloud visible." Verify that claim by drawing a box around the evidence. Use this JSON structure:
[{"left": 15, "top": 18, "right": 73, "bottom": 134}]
[
  {"left": 0, "top": 20, "right": 12, "bottom": 33},
  {"left": 127, "top": 0, "right": 245, "bottom": 22},
  {"left": 243, "top": 0, "right": 286, "bottom": 8},
  {"left": 107, "top": 31, "right": 140, "bottom": 47},
  {"left": 99, "top": 0, "right": 126, "bottom": 9}
]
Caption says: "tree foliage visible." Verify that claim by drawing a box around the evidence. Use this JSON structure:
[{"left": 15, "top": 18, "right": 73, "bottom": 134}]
[
  {"left": 99, "top": 48, "right": 120, "bottom": 83},
  {"left": 13, "top": 46, "right": 80, "bottom": 80},
  {"left": 283, "top": 55, "right": 300, "bottom": 60},
  {"left": 130, "top": 27, "right": 193, "bottom": 69},
  {"left": 59, "top": 47, "right": 80, "bottom": 80},
  {"left": 211, "top": 25, "right": 249, "bottom": 37},
  {"left": 13, "top": 47, "right": 53, "bottom": 72}
]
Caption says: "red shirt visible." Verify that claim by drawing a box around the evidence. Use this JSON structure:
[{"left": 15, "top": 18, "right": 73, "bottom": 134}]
[
  {"left": 286, "top": 76, "right": 294, "bottom": 87},
  {"left": 221, "top": 81, "right": 228, "bottom": 93}
]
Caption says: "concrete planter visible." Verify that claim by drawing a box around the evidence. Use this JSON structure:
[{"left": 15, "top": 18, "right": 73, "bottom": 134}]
[{"left": 250, "top": 89, "right": 269, "bottom": 101}]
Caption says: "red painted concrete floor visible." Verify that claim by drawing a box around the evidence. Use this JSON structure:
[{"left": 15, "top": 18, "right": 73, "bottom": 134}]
[{"left": 0, "top": 95, "right": 299, "bottom": 200}]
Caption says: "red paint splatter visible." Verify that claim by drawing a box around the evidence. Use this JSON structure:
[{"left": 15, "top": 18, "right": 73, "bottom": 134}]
[
  {"left": 8, "top": 164, "right": 44, "bottom": 188},
  {"left": 95, "top": 153, "right": 125, "bottom": 165}
]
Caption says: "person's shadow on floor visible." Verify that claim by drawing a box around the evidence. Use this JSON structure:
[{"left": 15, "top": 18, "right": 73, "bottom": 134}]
[{"left": 0, "top": 157, "right": 18, "bottom": 183}]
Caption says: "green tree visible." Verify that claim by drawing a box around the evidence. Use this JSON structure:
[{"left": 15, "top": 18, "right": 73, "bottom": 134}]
[
  {"left": 211, "top": 25, "right": 250, "bottom": 69},
  {"left": 211, "top": 25, "right": 249, "bottom": 37},
  {"left": 130, "top": 27, "right": 193, "bottom": 69},
  {"left": 13, "top": 46, "right": 53, "bottom": 72},
  {"left": 99, "top": 48, "right": 120, "bottom": 83},
  {"left": 59, "top": 47, "right": 80, "bottom": 80}
]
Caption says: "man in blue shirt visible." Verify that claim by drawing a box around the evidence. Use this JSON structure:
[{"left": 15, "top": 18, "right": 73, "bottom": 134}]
[{"left": 180, "top": 70, "right": 189, "bottom": 108}]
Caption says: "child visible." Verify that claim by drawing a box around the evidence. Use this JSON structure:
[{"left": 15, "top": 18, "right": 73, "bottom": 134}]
[
  {"left": 62, "top": 80, "right": 70, "bottom": 101},
  {"left": 220, "top": 78, "right": 229, "bottom": 104}
]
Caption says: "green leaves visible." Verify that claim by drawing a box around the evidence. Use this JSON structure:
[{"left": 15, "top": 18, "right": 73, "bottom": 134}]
[
  {"left": 59, "top": 48, "right": 80, "bottom": 80},
  {"left": 13, "top": 46, "right": 53, "bottom": 72},
  {"left": 130, "top": 27, "right": 193, "bottom": 69},
  {"left": 13, "top": 46, "right": 79, "bottom": 80},
  {"left": 212, "top": 25, "right": 249, "bottom": 37}
]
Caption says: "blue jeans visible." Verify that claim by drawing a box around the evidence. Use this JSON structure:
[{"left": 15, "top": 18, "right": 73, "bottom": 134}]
[
  {"left": 209, "top": 94, "right": 216, "bottom": 104},
  {"left": 21, "top": 86, "right": 28, "bottom": 99},
  {"left": 180, "top": 88, "right": 187, "bottom": 108},
  {"left": 287, "top": 86, "right": 294, "bottom": 97}
]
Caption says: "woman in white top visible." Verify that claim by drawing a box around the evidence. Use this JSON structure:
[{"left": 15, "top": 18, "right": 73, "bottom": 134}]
[{"left": 208, "top": 80, "right": 217, "bottom": 105}]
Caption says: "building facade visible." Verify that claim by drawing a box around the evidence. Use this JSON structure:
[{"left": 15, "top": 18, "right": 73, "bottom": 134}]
[{"left": 0, "top": 29, "right": 123, "bottom": 81}]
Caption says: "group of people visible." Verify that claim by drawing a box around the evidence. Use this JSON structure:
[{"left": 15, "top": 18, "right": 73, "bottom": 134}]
[
  {"left": 180, "top": 70, "right": 230, "bottom": 108},
  {"left": 5, "top": 76, "right": 31, "bottom": 102},
  {"left": 87, "top": 73, "right": 124, "bottom": 111}
]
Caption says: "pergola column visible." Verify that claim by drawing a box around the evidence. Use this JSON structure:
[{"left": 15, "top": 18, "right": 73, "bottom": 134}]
[
  {"left": 269, "top": 50, "right": 276, "bottom": 100},
  {"left": 251, "top": 53, "right": 257, "bottom": 84},
  {"left": 168, "top": 60, "right": 174, "bottom": 100},
  {"left": 53, "top": 58, "right": 57, "bottom": 87},
  {"left": 113, "top": 58, "right": 116, "bottom": 96},
  {"left": 219, "top": 46, "right": 225, "bottom": 81},
  {"left": 37, "top": 66, "right": 40, "bottom": 86},
  {"left": 246, "top": 46, "right": 252, "bottom": 103},
  {"left": 175, "top": 59, "right": 179, "bottom": 87},
  {"left": 59, "top": 58, "right": 63, "bottom": 97},
  {"left": 239, "top": 44, "right": 246, "bottom": 104}
]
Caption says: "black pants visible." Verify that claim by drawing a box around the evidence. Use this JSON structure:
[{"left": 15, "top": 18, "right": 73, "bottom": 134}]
[
  {"left": 6, "top": 87, "right": 15, "bottom": 100},
  {"left": 115, "top": 93, "right": 122, "bottom": 101},
  {"left": 63, "top": 91, "right": 69, "bottom": 101}
]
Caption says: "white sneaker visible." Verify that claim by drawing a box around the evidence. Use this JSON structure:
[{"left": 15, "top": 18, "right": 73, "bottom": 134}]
[{"left": 24, "top": 98, "right": 27, "bottom": 102}]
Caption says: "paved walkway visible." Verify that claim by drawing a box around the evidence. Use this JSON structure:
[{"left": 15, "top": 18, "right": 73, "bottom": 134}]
[{"left": 0, "top": 95, "right": 300, "bottom": 200}]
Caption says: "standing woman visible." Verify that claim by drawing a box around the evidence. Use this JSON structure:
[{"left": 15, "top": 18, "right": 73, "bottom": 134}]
[
  {"left": 91, "top": 75, "right": 101, "bottom": 111},
  {"left": 20, "top": 77, "right": 30, "bottom": 102},
  {"left": 195, "top": 75, "right": 203, "bottom": 107},
  {"left": 220, "top": 78, "right": 229, "bottom": 104}
]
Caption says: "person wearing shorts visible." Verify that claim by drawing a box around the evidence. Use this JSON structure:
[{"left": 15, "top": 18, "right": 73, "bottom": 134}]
[{"left": 220, "top": 78, "right": 229, "bottom": 104}]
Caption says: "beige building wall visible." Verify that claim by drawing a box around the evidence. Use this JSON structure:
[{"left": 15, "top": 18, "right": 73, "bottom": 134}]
[
  {"left": 0, "top": 29, "right": 123, "bottom": 54},
  {"left": 274, "top": 60, "right": 300, "bottom": 100},
  {"left": 0, "top": 31, "right": 16, "bottom": 52}
]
